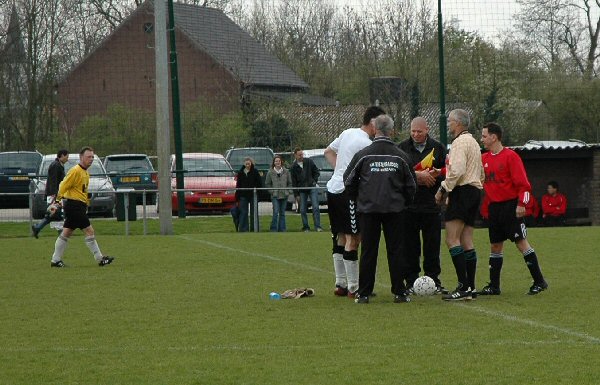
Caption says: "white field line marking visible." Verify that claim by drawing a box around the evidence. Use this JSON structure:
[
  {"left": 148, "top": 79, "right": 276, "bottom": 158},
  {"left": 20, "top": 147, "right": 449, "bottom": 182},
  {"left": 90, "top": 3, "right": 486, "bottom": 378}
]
[
  {"left": 1, "top": 339, "right": 590, "bottom": 353},
  {"left": 178, "top": 235, "right": 329, "bottom": 273},
  {"left": 182, "top": 235, "right": 600, "bottom": 345},
  {"left": 457, "top": 303, "right": 600, "bottom": 344}
]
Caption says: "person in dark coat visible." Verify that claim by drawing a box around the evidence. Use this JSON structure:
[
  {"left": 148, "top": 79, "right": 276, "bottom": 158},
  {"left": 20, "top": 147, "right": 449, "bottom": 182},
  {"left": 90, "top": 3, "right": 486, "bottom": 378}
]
[
  {"left": 398, "top": 117, "right": 447, "bottom": 293},
  {"left": 32, "top": 149, "right": 69, "bottom": 238},
  {"left": 235, "top": 157, "right": 263, "bottom": 232},
  {"left": 344, "top": 114, "right": 417, "bottom": 304},
  {"left": 290, "top": 148, "right": 323, "bottom": 232}
]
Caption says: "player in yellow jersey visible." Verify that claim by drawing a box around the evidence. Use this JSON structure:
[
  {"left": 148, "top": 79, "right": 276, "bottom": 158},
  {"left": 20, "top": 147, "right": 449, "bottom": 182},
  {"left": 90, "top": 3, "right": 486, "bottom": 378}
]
[{"left": 50, "top": 146, "right": 114, "bottom": 267}]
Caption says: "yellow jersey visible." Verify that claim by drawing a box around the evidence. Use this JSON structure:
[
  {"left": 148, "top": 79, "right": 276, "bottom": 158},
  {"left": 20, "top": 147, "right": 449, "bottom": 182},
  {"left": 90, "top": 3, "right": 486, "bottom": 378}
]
[{"left": 56, "top": 164, "right": 90, "bottom": 205}]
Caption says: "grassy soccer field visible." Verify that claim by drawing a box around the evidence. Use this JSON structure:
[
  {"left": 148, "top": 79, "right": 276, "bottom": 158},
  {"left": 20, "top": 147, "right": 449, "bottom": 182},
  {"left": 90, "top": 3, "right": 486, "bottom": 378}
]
[{"left": 1, "top": 218, "right": 599, "bottom": 385}]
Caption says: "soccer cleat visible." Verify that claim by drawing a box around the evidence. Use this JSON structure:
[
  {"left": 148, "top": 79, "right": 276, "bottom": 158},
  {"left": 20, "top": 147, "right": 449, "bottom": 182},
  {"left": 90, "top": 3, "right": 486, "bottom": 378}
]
[
  {"left": 98, "top": 256, "right": 114, "bottom": 267},
  {"left": 355, "top": 295, "right": 369, "bottom": 304},
  {"left": 477, "top": 284, "right": 501, "bottom": 296},
  {"left": 347, "top": 291, "right": 357, "bottom": 299},
  {"left": 405, "top": 287, "right": 415, "bottom": 296},
  {"left": 435, "top": 285, "right": 449, "bottom": 295},
  {"left": 394, "top": 294, "right": 411, "bottom": 303},
  {"left": 31, "top": 225, "right": 40, "bottom": 239},
  {"left": 527, "top": 281, "right": 548, "bottom": 295},
  {"left": 442, "top": 286, "right": 472, "bottom": 301},
  {"left": 51, "top": 260, "right": 66, "bottom": 268},
  {"left": 334, "top": 285, "right": 348, "bottom": 296}
]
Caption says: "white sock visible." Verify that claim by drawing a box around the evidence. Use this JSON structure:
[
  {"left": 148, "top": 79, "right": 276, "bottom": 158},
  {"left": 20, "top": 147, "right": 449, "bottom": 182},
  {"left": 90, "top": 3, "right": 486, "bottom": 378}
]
[
  {"left": 344, "top": 259, "right": 359, "bottom": 293},
  {"left": 51, "top": 235, "right": 68, "bottom": 263},
  {"left": 333, "top": 253, "right": 347, "bottom": 288},
  {"left": 85, "top": 235, "right": 103, "bottom": 261}
]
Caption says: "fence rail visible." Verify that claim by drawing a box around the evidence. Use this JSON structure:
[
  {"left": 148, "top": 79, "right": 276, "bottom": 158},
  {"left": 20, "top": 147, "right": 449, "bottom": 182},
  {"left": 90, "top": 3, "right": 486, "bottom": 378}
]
[{"left": 0, "top": 186, "right": 328, "bottom": 235}]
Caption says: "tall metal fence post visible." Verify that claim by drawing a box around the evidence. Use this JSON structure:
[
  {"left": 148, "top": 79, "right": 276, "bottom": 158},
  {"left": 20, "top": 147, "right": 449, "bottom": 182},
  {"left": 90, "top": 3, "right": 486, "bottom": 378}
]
[
  {"left": 124, "top": 191, "right": 130, "bottom": 236},
  {"left": 253, "top": 188, "right": 259, "bottom": 232},
  {"left": 142, "top": 190, "right": 147, "bottom": 236},
  {"left": 28, "top": 192, "right": 34, "bottom": 229}
]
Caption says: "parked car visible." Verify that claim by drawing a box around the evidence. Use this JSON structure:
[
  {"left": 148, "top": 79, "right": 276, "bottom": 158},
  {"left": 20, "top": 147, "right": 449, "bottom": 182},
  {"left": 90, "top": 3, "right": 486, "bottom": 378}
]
[
  {"left": 303, "top": 148, "right": 334, "bottom": 206},
  {"left": 30, "top": 154, "right": 115, "bottom": 219},
  {"left": 170, "top": 153, "right": 237, "bottom": 215},
  {"left": 103, "top": 154, "right": 157, "bottom": 205},
  {"left": 0, "top": 151, "right": 42, "bottom": 208},
  {"left": 225, "top": 147, "right": 274, "bottom": 201}
]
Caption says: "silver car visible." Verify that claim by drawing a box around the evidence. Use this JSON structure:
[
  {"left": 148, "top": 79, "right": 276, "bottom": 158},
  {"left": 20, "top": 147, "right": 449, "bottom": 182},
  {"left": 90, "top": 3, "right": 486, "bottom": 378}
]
[{"left": 30, "top": 154, "right": 116, "bottom": 219}]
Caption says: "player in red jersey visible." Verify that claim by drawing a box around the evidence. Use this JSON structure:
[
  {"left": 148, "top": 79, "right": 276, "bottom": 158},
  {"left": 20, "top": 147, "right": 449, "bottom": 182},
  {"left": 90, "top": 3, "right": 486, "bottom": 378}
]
[{"left": 479, "top": 123, "right": 547, "bottom": 295}]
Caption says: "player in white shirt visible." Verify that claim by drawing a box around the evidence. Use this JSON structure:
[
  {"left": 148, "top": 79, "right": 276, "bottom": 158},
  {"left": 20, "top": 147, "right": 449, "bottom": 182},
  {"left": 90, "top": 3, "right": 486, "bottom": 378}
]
[{"left": 324, "top": 106, "right": 386, "bottom": 298}]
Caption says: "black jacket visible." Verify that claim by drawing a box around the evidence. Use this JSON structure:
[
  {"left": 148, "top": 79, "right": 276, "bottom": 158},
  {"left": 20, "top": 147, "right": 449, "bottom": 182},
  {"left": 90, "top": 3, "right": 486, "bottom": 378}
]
[
  {"left": 46, "top": 158, "right": 66, "bottom": 197},
  {"left": 235, "top": 165, "right": 263, "bottom": 200},
  {"left": 344, "top": 137, "right": 416, "bottom": 214},
  {"left": 290, "top": 157, "right": 320, "bottom": 197},
  {"left": 398, "top": 136, "right": 446, "bottom": 213}
]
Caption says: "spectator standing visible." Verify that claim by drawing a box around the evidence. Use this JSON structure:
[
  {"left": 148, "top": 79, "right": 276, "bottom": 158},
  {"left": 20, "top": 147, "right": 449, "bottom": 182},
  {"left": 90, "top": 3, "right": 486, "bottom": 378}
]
[
  {"left": 435, "top": 109, "right": 484, "bottom": 301},
  {"left": 398, "top": 117, "right": 447, "bottom": 293},
  {"left": 265, "top": 155, "right": 292, "bottom": 232},
  {"left": 32, "top": 149, "right": 69, "bottom": 238},
  {"left": 235, "top": 157, "right": 263, "bottom": 232},
  {"left": 344, "top": 114, "right": 417, "bottom": 304},
  {"left": 541, "top": 181, "right": 567, "bottom": 226},
  {"left": 290, "top": 148, "right": 323, "bottom": 232},
  {"left": 478, "top": 123, "right": 548, "bottom": 295},
  {"left": 49, "top": 146, "right": 114, "bottom": 268},
  {"left": 324, "top": 105, "right": 385, "bottom": 298}
]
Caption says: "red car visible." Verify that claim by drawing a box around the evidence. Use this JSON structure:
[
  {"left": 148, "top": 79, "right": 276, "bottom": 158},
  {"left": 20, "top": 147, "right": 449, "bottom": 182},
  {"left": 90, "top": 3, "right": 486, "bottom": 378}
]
[{"left": 170, "top": 153, "right": 237, "bottom": 215}]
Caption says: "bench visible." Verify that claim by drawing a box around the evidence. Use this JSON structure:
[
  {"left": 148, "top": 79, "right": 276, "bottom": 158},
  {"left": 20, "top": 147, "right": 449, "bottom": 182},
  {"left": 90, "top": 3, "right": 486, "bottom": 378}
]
[{"left": 564, "top": 207, "right": 591, "bottom": 226}]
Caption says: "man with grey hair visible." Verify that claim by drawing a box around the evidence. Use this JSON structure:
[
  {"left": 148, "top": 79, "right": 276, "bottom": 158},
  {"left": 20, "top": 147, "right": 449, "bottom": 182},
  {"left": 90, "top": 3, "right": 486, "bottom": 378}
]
[
  {"left": 344, "top": 114, "right": 417, "bottom": 304},
  {"left": 435, "top": 109, "right": 484, "bottom": 301}
]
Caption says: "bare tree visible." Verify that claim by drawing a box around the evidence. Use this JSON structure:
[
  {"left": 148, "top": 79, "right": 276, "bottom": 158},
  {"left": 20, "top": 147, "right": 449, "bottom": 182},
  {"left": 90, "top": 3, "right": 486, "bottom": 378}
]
[{"left": 517, "top": 0, "right": 600, "bottom": 78}]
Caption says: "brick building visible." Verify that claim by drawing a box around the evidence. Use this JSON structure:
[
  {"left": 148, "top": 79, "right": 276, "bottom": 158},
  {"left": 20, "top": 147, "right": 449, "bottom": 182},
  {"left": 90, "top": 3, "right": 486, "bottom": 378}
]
[{"left": 56, "top": 1, "right": 309, "bottom": 131}]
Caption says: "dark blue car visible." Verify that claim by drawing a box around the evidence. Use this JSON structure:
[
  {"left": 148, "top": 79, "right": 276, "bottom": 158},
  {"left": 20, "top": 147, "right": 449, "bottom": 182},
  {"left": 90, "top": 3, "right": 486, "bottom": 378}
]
[
  {"left": 103, "top": 154, "right": 157, "bottom": 205},
  {"left": 0, "top": 151, "right": 42, "bottom": 208}
]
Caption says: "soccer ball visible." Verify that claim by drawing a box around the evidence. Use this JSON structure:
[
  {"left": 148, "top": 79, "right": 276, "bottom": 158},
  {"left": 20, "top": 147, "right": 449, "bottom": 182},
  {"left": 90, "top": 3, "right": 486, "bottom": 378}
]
[{"left": 412, "top": 276, "right": 437, "bottom": 296}]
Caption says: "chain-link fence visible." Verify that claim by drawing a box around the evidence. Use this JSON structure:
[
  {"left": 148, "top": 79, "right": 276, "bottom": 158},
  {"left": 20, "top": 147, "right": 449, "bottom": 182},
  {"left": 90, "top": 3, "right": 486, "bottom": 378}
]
[{"left": 1, "top": 0, "right": 600, "bottom": 223}]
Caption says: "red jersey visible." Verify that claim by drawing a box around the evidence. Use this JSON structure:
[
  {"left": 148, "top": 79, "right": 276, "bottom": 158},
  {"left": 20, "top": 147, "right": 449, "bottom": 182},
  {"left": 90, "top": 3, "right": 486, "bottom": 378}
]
[
  {"left": 482, "top": 147, "right": 531, "bottom": 206},
  {"left": 542, "top": 193, "right": 567, "bottom": 217}
]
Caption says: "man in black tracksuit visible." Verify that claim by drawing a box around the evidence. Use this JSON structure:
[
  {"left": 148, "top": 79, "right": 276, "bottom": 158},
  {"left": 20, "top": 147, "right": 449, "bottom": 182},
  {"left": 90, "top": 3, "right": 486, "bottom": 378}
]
[
  {"left": 344, "top": 114, "right": 417, "bottom": 304},
  {"left": 398, "top": 117, "right": 447, "bottom": 292}
]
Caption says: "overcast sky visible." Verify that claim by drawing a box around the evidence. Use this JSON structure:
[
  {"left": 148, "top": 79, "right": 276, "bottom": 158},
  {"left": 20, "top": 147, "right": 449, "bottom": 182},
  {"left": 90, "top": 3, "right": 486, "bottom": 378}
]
[{"left": 334, "top": 0, "right": 522, "bottom": 40}]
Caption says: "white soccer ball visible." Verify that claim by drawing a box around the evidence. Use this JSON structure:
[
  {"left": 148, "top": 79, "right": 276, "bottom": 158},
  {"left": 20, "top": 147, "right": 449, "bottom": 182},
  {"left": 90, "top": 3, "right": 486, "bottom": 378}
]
[{"left": 412, "top": 276, "right": 437, "bottom": 296}]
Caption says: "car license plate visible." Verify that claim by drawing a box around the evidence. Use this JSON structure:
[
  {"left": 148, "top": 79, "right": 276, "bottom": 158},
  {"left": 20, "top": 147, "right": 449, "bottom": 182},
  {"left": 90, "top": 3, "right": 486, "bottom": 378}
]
[
  {"left": 9, "top": 176, "right": 29, "bottom": 181},
  {"left": 200, "top": 197, "right": 222, "bottom": 204},
  {"left": 121, "top": 176, "right": 140, "bottom": 183}
]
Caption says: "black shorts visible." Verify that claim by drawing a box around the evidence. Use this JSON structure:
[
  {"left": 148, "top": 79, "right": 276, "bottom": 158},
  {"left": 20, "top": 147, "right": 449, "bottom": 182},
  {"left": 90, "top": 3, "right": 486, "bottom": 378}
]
[
  {"left": 488, "top": 199, "right": 527, "bottom": 243},
  {"left": 63, "top": 199, "right": 91, "bottom": 230},
  {"left": 327, "top": 190, "right": 359, "bottom": 235},
  {"left": 445, "top": 185, "right": 481, "bottom": 226}
]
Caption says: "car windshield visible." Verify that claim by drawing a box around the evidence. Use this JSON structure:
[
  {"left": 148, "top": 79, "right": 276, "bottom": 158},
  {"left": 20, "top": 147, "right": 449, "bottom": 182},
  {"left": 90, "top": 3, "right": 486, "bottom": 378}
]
[
  {"left": 0, "top": 153, "right": 41, "bottom": 172},
  {"left": 310, "top": 155, "right": 333, "bottom": 172},
  {"left": 39, "top": 158, "right": 106, "bottom": 177},
  {"left": 227, "top": 149, "right": 273, "bottom": 170},
  {"left": 105, "top": 157, "right": 153, "bottom": 173},
  {"left": 180, "top": 157, "right": 234, "bottom": 177}
]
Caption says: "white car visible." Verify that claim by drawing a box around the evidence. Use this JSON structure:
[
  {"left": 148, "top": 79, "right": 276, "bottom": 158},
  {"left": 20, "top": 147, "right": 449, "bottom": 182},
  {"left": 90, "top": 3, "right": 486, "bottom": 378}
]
[{"left": 30, "top": 154, "right": 116, "bottom": 219}]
